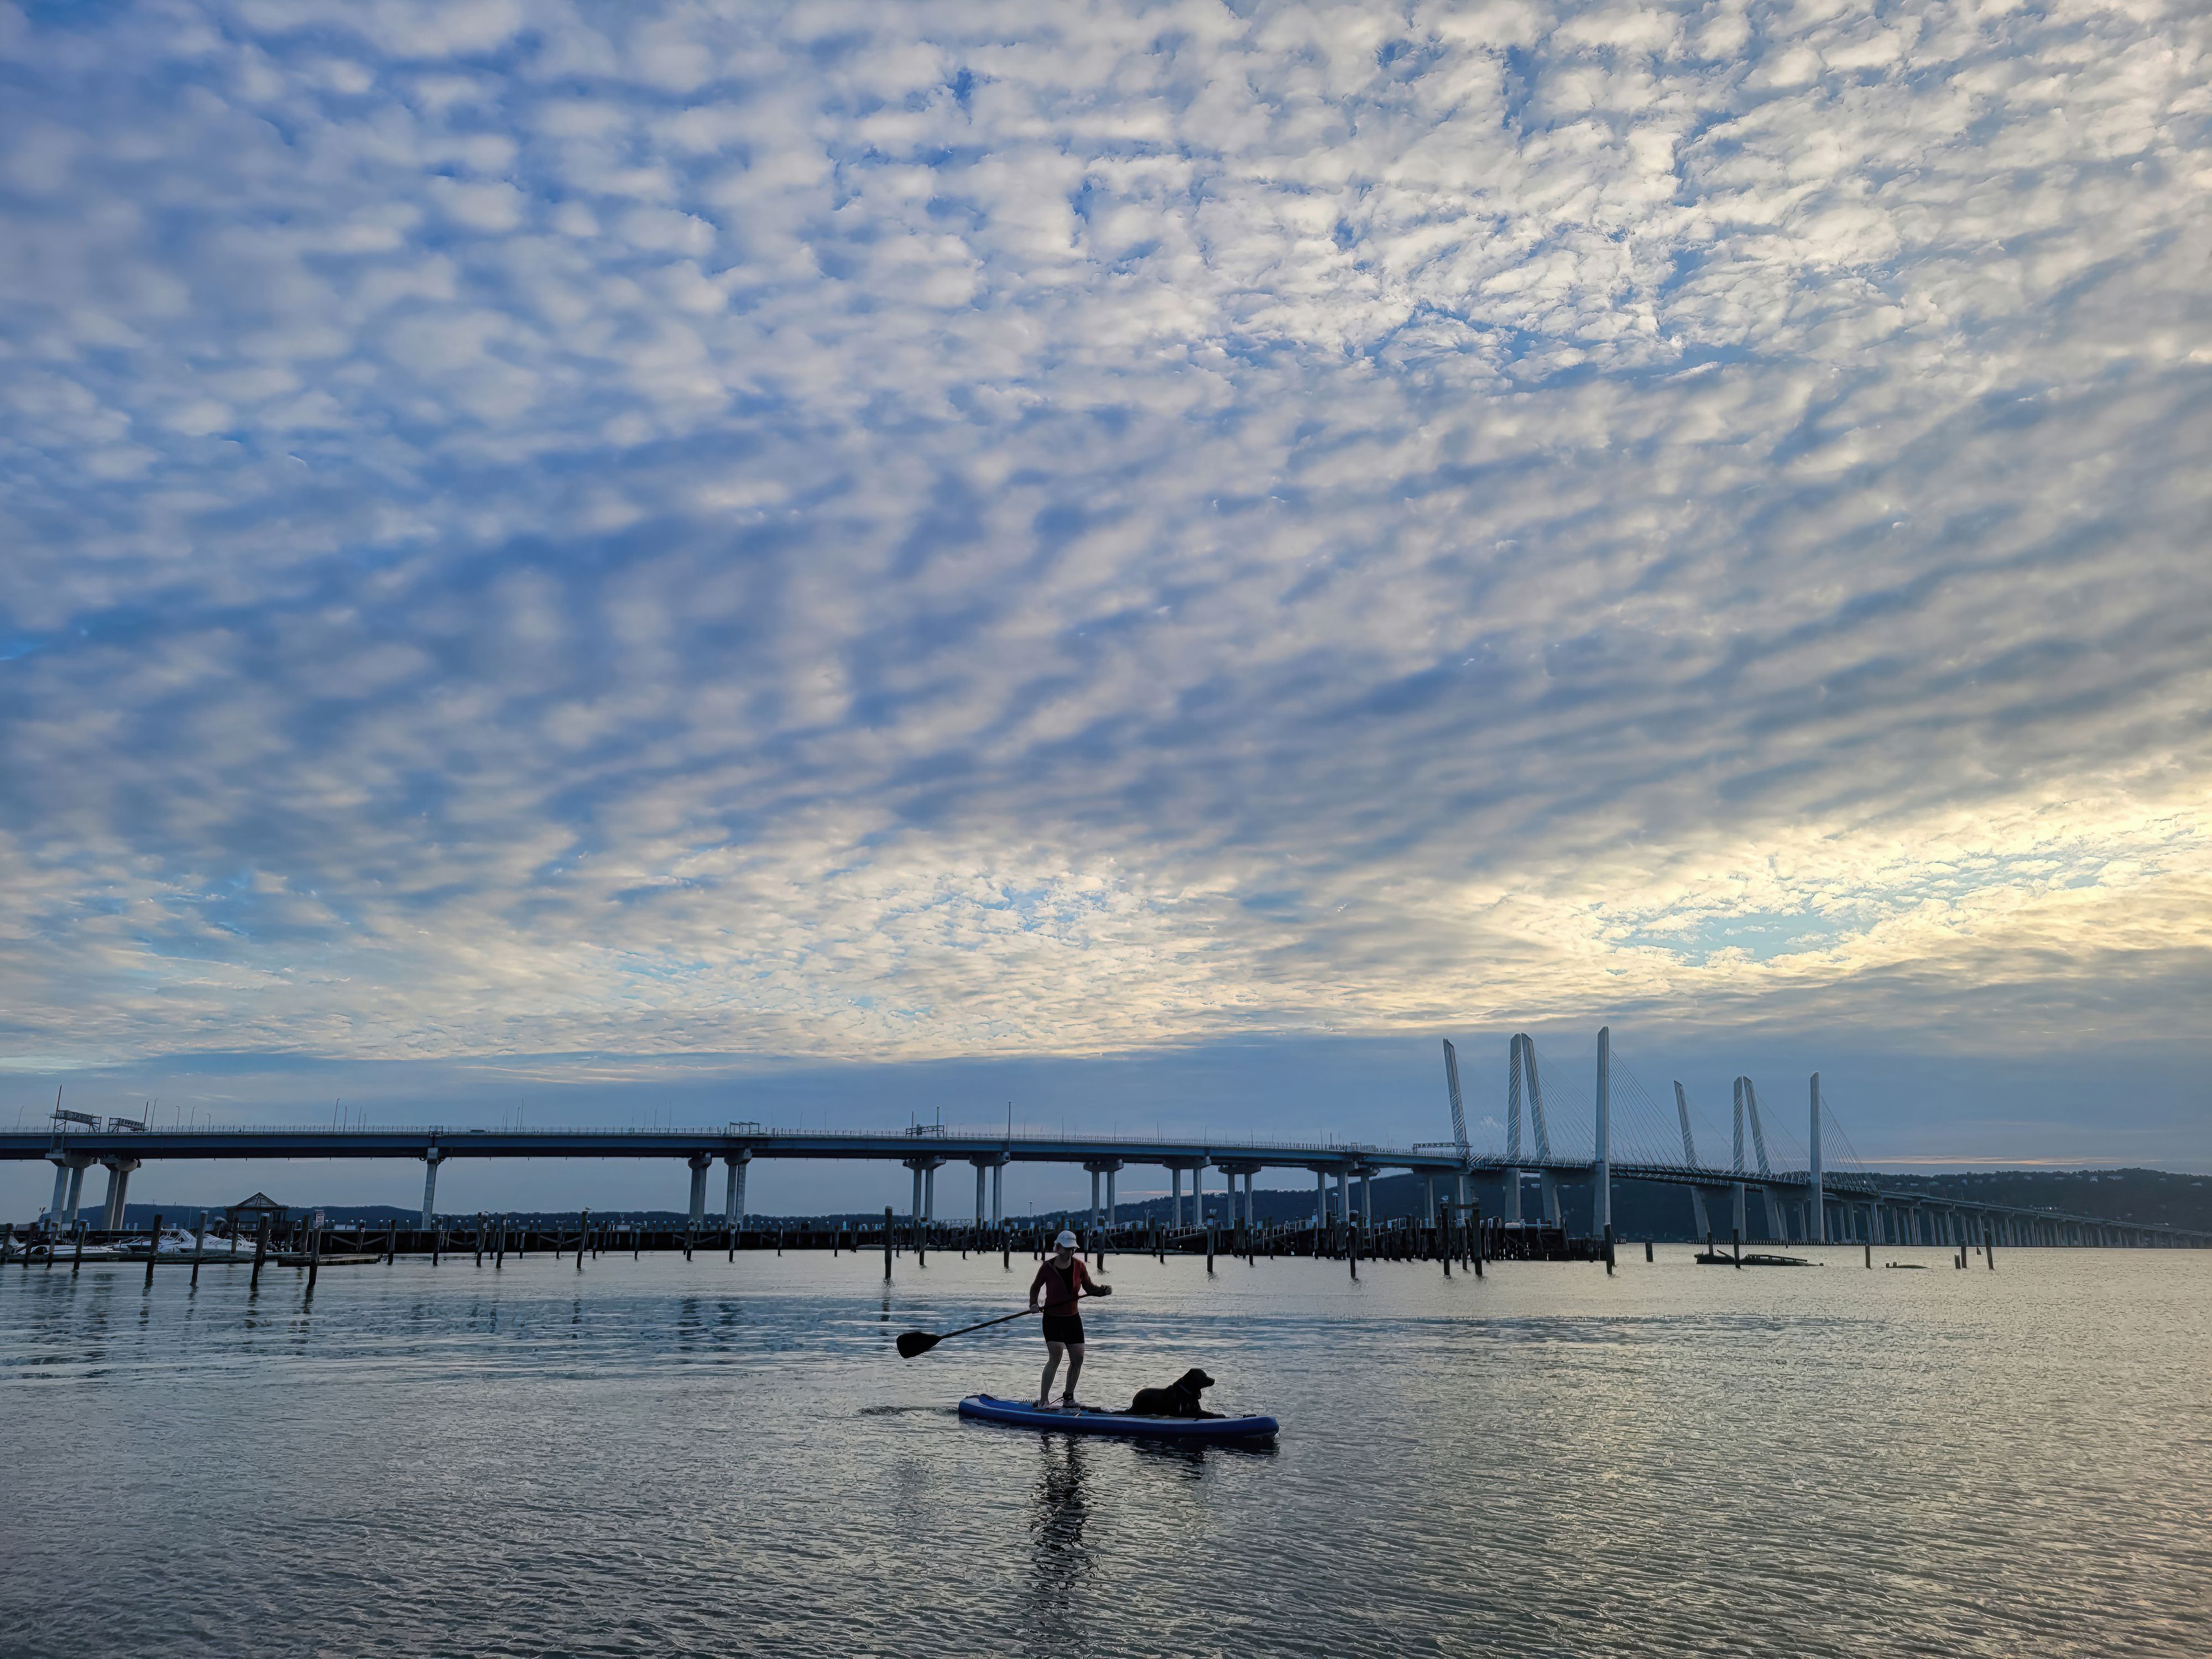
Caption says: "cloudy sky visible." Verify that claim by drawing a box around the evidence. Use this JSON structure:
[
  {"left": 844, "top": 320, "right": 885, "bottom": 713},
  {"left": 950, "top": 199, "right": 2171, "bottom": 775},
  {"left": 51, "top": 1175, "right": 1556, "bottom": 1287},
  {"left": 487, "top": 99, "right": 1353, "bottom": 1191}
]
[{"left": 3, "top": 0, "right": 2209, "bottom": 1210}]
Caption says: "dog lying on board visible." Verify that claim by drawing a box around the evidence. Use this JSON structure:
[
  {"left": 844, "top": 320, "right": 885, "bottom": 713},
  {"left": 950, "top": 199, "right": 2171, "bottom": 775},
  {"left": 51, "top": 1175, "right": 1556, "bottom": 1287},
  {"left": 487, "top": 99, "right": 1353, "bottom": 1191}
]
[{"left": 1128, "top": 1368, "right": 1218, "bottom": 1418}]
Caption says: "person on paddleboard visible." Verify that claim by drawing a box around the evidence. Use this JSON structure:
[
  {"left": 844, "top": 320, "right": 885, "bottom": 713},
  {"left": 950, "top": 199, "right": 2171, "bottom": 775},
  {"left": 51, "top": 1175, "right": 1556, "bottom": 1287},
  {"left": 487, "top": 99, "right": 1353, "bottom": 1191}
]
[{"left": 1029, "top": 1230, "right": 1107, "bottom": 1409}]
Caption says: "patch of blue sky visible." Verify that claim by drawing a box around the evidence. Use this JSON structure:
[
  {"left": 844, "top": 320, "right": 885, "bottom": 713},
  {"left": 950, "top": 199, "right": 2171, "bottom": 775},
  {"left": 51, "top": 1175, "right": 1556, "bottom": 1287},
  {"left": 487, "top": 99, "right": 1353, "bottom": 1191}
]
[{"left": 1616, "top": 910, "right": 1859, "bottom": 966}]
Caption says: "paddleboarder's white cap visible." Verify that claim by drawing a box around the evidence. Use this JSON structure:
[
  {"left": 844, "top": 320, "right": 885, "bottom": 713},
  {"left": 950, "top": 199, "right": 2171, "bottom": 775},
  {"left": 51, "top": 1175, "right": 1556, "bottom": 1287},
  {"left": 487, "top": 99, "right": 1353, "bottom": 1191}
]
[{"left": 1055, "top": 1229, "right": 1078, "bottom": 1249}]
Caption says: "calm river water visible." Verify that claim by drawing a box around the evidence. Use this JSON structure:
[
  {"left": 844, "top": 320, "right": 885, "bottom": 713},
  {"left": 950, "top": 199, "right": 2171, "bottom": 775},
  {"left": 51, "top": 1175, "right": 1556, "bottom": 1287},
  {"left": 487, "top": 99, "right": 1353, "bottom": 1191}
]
[{"left": 2, "top": 1242, "right": 2205, "bottom": 1656}]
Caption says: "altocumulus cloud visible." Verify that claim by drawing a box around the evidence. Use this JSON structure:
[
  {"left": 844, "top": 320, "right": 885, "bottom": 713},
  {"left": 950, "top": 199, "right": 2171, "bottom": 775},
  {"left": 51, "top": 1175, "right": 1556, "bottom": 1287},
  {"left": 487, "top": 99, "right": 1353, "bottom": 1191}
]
[{"left": 1, "top": 0, "right": 2209, "bottom": 1071}]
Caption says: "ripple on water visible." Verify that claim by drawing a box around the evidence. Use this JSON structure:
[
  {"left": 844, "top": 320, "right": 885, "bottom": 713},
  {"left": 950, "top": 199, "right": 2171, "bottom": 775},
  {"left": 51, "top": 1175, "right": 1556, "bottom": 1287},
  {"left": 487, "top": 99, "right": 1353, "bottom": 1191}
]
[{"left": 2, "top": 1249, "right": 2208, "bottom": 1657}]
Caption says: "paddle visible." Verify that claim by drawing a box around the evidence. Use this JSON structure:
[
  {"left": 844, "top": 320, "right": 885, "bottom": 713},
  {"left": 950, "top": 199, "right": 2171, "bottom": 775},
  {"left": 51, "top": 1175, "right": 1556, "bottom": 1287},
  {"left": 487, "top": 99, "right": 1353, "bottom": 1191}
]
[{"left": 895, "top": 1285, "right": 1110, "bottom": 1359}]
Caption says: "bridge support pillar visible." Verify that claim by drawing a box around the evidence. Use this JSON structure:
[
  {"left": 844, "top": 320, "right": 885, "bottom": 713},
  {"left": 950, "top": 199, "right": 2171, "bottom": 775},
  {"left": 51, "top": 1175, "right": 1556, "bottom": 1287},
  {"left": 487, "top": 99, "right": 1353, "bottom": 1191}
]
[
  {"left": 974, "top": 1161, "right": 987, "bottom": 1226},
  {"left": 1808, "top": 1073, "right": 1826, "bottom": 1243},
  {"left": 1082, "top": 1161, "right": 1123, "bottom": 1232},
  {"left": 1172, "top": 1167, "right": 1185, "bottom": 1228},
  {"left": 46, "top": 1154, "right": 92, "bottom": 1232},
  {"left": 686, "top": 1154, "right": 712, "bottom": 1230},
  {"left": 1192, "top": 1161, "right": 1206, "bottom": 1226},
  {"left": 992, "top": 1161, "right": 1004, "bottom": 1225},
  {"left": 1688, "top": 1185, "right": 1711, "bottom": 1241},
  {"left": 99, "top": 1157, "right": 141, "bottom": 1232},
  {"left": 1538, "top": 1172, "right": 1560, "bottom": 1230},
  {"left": 1312, "top": 1168, "right": 1326, "bottom": 1228},
  {"left": 910, "top": 1162, "right": 924, "bottom": 1227},
  {"left": 420, "top": 1150, "right": 443, "bottom": 1228},
  {"left": 725, "top": 1151, "right": 750, "bottom": 1230},
  {"left": 1484, "top": 1170, "right": 1519, "bottom": 1226},
  {"left": 1593, "top": 1026, "right": 1611, "bottom": 1235},
  {"left": 1423, "top": 1172, "right": 1437, "bottom": 1228}
]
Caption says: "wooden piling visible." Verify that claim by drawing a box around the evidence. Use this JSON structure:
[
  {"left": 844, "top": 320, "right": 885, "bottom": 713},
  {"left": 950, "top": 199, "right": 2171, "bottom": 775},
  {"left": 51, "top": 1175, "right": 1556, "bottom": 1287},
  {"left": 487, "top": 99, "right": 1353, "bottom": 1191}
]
[
  {"left": 1348, "top": 1225, "right": 1358, "bottom": 1280},
  {"left": 578, "top": 1211, "right": 588, "bottom": 1273},
  {"left": 883, "top": 1206, "right": 894, "bottom": 1279},
  {"left": 306, "top": 1217, "right": 322, "bottom": 1296},
  {"left": 1644, "top": 1239, "right": 1653, "bottom": 1264},
  {"left": 144, "top": 1213, "right": 162, "bottom": 1287},
  {"left": 251, "top": 1211, "right": 270, "bottom": 1293},
  {"left": 1732, "top": 1229, "right": 1742, "bottom": 1269},
  {"left": 1603, "top": 1224, "right": 1615, "bottom": 1276},
  {"left": 495, "top": 1216, "right": 505, "bottom": 1267},
  {"left": 1205, "top": 1224, "right": 1215, "bottom": 1272}
]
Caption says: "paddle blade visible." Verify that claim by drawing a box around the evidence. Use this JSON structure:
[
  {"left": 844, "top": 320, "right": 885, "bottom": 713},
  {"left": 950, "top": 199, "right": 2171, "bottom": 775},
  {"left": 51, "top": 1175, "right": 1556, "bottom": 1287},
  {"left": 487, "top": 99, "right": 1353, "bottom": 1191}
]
[{"left": 895, "top": 1331, "right": 940, "bottom": 1359}]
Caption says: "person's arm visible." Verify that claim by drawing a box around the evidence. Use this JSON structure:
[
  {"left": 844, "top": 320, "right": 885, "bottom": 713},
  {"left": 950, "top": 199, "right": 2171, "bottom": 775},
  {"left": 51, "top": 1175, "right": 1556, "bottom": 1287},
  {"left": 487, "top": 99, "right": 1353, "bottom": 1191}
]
[{"left": 1028, "top": 1261, "right": 1049, "bottom": 1309}]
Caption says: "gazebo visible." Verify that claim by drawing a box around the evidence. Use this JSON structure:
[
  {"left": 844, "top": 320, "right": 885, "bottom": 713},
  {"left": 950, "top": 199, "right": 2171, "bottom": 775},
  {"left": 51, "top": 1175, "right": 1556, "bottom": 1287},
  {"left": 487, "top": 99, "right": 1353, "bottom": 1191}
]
[{"left": 223, "top": 1192, "right": 288, "bottom": 1237}]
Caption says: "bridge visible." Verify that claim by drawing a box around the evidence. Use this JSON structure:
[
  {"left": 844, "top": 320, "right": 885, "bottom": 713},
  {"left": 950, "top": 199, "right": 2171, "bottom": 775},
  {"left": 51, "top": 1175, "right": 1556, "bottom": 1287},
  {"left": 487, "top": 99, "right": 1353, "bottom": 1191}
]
[{"left": 7, "top": 1027, "right": 2205, "bottom": 1249}]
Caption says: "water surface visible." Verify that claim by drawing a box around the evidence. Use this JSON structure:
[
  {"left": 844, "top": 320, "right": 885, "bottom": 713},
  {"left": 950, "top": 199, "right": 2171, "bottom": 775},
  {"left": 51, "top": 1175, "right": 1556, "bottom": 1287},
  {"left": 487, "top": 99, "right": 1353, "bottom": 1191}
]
[{"left": 3, "top": 1243, "right": 2205, "bottom": 1656}]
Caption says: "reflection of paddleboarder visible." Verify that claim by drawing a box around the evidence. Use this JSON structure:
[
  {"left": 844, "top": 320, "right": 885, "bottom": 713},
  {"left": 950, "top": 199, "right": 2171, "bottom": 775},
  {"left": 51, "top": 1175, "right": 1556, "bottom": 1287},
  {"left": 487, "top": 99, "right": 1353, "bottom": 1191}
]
[{"left": 1029, "top": 1230, "right": 1105, "bottom": 1409}]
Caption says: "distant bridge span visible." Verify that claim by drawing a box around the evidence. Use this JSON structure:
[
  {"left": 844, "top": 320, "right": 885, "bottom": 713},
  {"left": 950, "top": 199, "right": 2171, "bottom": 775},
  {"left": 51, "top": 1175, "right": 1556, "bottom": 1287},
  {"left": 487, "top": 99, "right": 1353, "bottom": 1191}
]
[{"left": 6, "top": 1110, "right": 2205, "bottom": 1250}]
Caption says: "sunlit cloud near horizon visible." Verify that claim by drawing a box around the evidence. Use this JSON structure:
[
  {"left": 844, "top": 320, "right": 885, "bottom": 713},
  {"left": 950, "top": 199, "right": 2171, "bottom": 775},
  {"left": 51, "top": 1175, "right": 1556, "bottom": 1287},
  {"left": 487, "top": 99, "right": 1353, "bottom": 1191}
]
[{"left": 3, "top": 0, "right": 2210, "bottom": 1177}]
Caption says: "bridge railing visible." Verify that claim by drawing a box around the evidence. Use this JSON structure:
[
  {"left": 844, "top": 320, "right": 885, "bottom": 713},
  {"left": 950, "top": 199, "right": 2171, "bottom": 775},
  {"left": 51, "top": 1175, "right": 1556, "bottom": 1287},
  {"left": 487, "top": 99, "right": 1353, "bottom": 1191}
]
[{"left": 22, "top": 1123, "right": 1440, "bottom": 1159}]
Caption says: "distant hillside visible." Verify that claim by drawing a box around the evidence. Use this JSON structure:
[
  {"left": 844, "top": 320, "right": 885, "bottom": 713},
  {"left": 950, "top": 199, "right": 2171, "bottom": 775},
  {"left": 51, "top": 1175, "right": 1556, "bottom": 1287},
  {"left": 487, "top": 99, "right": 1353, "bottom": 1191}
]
[{"left": 91, "top": 1166, "right": 2210, "bottom": 1240}]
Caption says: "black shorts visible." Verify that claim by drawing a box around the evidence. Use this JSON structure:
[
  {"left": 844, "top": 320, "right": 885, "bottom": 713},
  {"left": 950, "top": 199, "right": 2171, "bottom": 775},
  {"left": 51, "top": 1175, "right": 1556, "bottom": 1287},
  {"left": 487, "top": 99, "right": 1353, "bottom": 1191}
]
[{"left": 1040, "top": 1313, "right": 1085, "bottom": 1345}]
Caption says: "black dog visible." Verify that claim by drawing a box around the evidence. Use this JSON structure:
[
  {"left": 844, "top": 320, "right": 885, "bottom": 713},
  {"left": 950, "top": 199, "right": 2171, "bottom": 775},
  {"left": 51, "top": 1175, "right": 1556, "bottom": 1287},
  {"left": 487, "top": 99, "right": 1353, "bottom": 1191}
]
[{"left": 1128, "top": 1368, "right": 1218, "bottom": 1418}]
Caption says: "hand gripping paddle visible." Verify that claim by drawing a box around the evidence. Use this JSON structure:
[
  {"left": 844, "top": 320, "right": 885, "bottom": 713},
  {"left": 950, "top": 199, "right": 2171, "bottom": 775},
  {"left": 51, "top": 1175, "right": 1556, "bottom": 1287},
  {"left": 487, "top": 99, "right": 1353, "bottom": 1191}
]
[{"left": 895, "top": 1285, "right": 1110, "bottom": 1358}]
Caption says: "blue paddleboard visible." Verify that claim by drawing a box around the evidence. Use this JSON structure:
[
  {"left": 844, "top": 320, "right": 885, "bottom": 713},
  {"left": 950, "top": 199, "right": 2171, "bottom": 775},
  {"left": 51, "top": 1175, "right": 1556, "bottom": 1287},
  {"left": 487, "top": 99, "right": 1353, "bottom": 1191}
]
[{"left": 958, "top": 1394, "right": 1279, "bottom": 1441}]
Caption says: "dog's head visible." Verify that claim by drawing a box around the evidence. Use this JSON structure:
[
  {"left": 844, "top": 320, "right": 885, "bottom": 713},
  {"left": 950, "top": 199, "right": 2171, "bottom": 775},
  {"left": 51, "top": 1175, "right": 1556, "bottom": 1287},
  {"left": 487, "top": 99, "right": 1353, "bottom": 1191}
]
[{"left": 1178, "top": 1368, "right": 1215, "bottom": 1393}]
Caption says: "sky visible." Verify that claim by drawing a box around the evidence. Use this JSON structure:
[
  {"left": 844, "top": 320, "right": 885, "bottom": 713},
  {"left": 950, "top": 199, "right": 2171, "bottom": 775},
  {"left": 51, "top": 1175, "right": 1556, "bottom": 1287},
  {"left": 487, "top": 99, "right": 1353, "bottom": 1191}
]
[{"left": 3, "top": 0, "right": 2209, "bottom": 1216}]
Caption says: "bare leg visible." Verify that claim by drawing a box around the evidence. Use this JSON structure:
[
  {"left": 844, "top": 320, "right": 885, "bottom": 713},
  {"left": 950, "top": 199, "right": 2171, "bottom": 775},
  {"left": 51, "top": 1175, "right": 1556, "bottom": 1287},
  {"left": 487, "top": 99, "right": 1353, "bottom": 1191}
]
[
  {"left": 1062, "top": 1342, "right": 1085, "bottom": 1403},
  {"left": 1038, "top": 1340, "right": 1065, "bottom": 1406}
]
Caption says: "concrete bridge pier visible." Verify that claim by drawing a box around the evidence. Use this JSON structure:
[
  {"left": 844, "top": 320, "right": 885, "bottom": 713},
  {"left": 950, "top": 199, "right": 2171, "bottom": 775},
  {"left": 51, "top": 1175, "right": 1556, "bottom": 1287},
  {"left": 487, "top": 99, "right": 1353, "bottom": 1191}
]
[
  {"left": 686, "top": 1153, "right": 713, "bottom": 1230},
  {"left": 901, "top": 1156, "right": 946, "bottom": 1227},
  {"left": 1312, "top": 1168, "right": 1327, "bottom": 1228},
  {"left": 420, "top": 1149, "right": 443, "bottom": 1227},
  {"left": 1192, "top": 1161, "right": 1208, "bottom": 1226},
  {"left": 969, "top": 1155, "right": 1006, "bottom": 1225},
  {"left": 46, "top": 1152, "right": 92, "bottom": 1232},
  {"left": 98, "top": 1156, "right": 140, "bottom": 1232},
  {"left": 1084, "top": 1160, "right": 1122, "bottom": 1230},
  {"left": 1687, "top": 1185, "right": 1712, "bottom": 1241},
  {"left": 1538, "top": 1172, "right": 1560, "bottom": 1229},
  {"left": 1334, "top": 1168, "right": 1350, "bottom": 1233},
  {"left": 1808, "top": 1073, "right": 1827, "bottom": 1243},
  {"left": 725, "top": 1151, "right": 751, "bottom": 1230}
]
